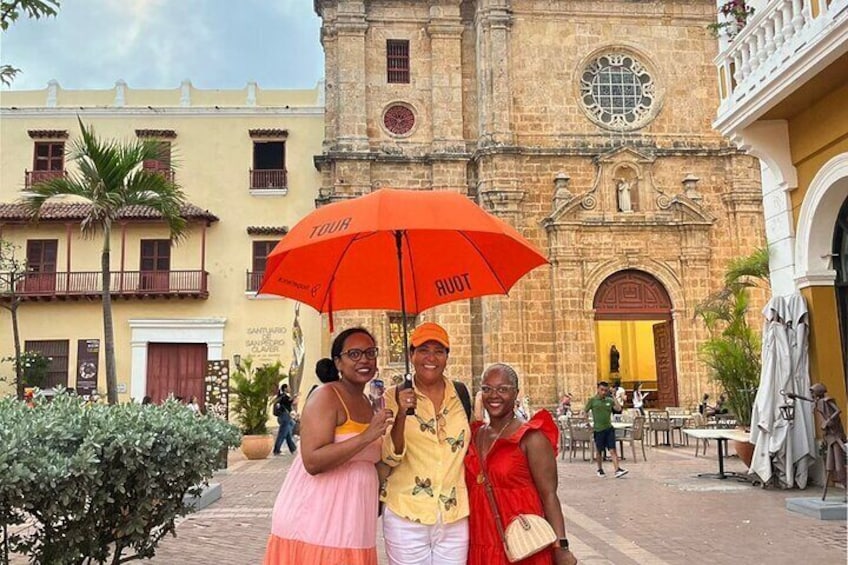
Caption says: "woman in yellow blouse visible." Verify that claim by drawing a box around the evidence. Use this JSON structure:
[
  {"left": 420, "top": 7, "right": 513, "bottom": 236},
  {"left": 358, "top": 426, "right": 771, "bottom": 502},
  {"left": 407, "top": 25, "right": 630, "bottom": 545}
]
[{"left": 381, "top": 322, "right": 471, "bottom": 565}]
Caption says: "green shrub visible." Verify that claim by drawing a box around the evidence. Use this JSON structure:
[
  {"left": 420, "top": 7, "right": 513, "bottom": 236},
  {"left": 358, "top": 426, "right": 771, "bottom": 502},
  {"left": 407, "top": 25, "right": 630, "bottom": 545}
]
[
  {"left": 0, "top": 392, "right": 241, "bottom": 564},
  {"left": 229, "top": 358, "right": 284, "bottom": 435}
]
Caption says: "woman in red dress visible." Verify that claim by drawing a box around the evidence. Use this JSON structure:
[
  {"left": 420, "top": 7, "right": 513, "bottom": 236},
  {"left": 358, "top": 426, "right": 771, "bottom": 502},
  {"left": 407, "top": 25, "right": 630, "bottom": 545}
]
[{"left": 465, "top": 363, "right": 578, "bottom": 565}]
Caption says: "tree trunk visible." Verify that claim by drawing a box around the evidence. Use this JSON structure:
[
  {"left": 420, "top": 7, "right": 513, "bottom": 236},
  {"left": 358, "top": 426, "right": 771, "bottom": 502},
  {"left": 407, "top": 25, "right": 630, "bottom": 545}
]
[
  {"left": 11, "top": 300, "right": 23, "bottom": 400},
  {"left": 102, "top": 237, "right": 118, "bottom": 405}
]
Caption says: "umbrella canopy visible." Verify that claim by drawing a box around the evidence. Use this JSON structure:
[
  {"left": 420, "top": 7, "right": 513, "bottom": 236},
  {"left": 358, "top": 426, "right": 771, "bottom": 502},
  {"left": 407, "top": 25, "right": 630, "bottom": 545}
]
[
  {"left": 749, "top": 293, "right": 816, "bottom": 488},
  {"left": 258, "top": 189, "right": 548, "bottom": 317}
]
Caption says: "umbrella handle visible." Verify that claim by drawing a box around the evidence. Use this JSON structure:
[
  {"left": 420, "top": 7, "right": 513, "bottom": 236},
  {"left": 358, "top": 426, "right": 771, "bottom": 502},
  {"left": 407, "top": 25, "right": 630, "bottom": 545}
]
[
  {"left": 395, "top": 230, "right": 416, "bottom": 417},
  {"left": 402, "top": 373, "right": 414, "bottom": 416}
]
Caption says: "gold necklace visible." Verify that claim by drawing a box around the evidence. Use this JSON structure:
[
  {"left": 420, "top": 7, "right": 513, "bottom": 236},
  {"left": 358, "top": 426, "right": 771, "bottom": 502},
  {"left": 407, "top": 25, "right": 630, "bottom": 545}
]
[{"left": 477, "top": 415, "right": 515, "bottom": 484}]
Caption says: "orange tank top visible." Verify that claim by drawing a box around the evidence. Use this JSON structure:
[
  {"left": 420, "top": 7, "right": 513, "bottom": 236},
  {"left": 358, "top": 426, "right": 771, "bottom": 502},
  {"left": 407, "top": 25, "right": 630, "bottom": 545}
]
[{"left": 329, "top": 386, "right": 370, "bottom": 435}]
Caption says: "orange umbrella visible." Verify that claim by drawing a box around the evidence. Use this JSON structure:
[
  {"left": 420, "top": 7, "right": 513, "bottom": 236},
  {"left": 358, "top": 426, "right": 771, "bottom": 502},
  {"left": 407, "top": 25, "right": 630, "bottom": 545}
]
[{"left": 258, "top": 188, "right": 548, "bottom": 382}]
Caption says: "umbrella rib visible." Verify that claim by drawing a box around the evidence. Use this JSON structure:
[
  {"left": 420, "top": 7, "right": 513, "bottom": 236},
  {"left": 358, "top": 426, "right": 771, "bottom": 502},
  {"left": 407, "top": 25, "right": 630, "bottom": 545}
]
[
  {"left": 457, "top": 231, "right": 511, "bottom": 294},
  {"left": 402, "top": 230, "right": 421, "bottom": 313},
  {"left": 317, "top": 232, "right": 374, "bottom": 314}
]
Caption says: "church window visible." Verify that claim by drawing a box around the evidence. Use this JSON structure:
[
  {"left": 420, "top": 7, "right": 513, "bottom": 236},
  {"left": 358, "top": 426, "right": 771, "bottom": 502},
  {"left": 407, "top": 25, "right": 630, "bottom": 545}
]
[
  {"left": 580, "top": 52, "right": 657, "bottom": 131},
  {"left": 387, "top": 40, "right": 410, "bottom": 83},
  {"left": 383, "top": 104, "right": 416, "bottom": 136}
]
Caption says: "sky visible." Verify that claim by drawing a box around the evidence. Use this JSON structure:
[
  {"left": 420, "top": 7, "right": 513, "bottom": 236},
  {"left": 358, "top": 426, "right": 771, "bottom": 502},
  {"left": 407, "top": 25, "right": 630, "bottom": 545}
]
[{"left": 0, "top": 0, "right": 325, "bottom": 91}]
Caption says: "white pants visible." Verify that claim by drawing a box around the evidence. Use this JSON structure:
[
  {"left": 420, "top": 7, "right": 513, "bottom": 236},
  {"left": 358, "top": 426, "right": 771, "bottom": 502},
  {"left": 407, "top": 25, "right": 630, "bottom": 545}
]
[{"left": 382, "top": 507, "right": 469, "bottom": 565}]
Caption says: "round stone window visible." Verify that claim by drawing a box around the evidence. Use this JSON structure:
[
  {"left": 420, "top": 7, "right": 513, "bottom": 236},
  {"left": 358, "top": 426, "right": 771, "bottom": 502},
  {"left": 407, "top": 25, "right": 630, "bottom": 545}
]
[
  {"left": 580, "top": 53, "right": 657, "bottom": 131},
  {"left": 383, "top": 104, "right": 416, "bottom": 136}
]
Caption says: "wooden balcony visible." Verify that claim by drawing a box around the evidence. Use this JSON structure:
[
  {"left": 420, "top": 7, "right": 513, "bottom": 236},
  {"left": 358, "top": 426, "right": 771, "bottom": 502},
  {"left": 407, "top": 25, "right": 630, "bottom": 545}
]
[
  {"left": 143, "top": 167, "right": 175, "bottom": 183},
  {"left": 0, "top": 270, "right": 209, "bottom": 301},
  {"left": 25, "top": 170, "right": 67, "bottom": 188},
  {"left": 246, "top": 271, "right": 264, "bottom": 292},
  {"left": 250, "top": 169, "right": 287, "bottom": 190}
]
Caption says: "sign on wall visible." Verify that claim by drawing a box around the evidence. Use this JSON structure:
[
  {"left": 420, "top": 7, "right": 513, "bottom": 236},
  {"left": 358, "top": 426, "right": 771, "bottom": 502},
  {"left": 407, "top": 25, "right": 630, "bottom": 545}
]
[{"left": 76, "top": 339, "right": 100, "bottom": 395}]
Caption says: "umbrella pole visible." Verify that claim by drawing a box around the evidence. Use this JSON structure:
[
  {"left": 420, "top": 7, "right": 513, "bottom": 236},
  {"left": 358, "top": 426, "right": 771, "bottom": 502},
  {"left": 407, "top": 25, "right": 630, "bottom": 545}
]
[{"left": 395, "top": 230, "right": 415, "bottom": 416}]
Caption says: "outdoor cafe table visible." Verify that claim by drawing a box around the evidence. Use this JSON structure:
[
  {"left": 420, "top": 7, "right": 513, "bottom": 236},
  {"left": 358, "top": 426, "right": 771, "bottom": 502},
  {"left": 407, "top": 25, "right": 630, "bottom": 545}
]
[{"left": 683, "top": 428, "right": 752, "bottom": 481}]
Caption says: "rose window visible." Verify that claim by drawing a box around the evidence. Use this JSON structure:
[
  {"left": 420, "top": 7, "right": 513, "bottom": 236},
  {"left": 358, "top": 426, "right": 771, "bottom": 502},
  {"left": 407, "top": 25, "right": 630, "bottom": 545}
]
[
  {"left": 580, "top": 53, "right": 657, "bottom": 131},
  {"left": 383, "top": 105, "right": 415, "bottom": 135}
]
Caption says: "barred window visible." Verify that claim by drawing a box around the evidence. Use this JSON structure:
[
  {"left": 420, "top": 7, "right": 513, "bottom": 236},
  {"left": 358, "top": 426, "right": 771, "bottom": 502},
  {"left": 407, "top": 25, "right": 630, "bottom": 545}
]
[{"left": 387, "top": 40, "right": 410, "bottom": 84}]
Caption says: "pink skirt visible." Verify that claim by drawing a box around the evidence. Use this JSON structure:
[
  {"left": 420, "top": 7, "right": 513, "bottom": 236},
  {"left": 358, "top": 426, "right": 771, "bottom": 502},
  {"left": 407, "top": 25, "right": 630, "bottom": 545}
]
[{"left": 263, "top": 433, "right": 380, "bottom": 564}]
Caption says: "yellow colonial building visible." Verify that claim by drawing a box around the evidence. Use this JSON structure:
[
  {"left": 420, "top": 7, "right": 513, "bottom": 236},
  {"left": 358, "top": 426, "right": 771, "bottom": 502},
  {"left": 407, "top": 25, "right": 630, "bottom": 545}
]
[
  {"left": 0, "top": 80, "right": 325, "bottom": 404},
  {"left": 712, "top": 0, "right": 848, "bottom": 415}
]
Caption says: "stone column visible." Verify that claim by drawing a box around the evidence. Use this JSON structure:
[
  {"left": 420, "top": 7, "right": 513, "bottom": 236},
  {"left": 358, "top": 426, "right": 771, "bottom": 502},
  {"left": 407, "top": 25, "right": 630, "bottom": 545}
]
[
  {"left": 476, "top": 0, "right": 514, "bottom": 145},
  {"left": 428, "top": 5, "right": 465, "bottom": 154},
  {"left": 331, "top": 2, "right": 369, "bottom": 153}
]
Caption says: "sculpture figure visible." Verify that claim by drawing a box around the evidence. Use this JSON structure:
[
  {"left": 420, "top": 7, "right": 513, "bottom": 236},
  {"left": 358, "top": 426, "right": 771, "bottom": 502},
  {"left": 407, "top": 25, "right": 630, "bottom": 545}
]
[
  {"left": 609, "top": 344, "right": 620, "bottom": 374},
  {"left": 788, "top": 383, "right": 847, "bottom": 499},
  {"left": 617, "top": 179, "right": 632, "bottom": 212}
]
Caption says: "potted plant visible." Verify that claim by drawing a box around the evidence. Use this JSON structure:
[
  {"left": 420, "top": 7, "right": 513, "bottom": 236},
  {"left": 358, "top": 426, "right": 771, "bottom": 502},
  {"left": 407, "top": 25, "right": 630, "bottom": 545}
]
[
  {"left": 229, "top": 358, "right": 284, "bottom": 460},
  {"left": 695, "top": 248, "right": 769, "bottom": 466},
  {"left": 707, "top": 0, "right": 755, "bottom": 39}
]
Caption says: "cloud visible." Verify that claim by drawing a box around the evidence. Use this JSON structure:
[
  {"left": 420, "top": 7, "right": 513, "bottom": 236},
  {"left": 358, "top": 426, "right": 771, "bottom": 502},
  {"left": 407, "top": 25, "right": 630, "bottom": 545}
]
[{"left": 1, "top": 0, "right": 322, "bottom": 90}]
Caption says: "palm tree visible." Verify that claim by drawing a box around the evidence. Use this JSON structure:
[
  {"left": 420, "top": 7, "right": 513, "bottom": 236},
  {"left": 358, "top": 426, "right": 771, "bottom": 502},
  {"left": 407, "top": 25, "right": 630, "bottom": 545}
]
[
  {"left": 22, "top": 118, "right": 188, "bottom": 404},
  {"left": 694, "top": 248, "right": 770, "bottom": 427}
]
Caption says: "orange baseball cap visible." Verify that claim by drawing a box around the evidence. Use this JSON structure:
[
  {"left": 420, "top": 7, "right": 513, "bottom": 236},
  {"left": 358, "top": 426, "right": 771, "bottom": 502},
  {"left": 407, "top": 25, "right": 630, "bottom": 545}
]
[{"left": 410, "top": 322, "right": 450, "bottom": 348}]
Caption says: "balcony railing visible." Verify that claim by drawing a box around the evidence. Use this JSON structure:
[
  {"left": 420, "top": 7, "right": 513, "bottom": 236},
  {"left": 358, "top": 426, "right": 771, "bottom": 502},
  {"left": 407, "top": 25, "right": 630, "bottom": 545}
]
[
  {"left": 246, "top": 271, "right": 264, "bottom": 292},
  {"left": 142, "top": 167, "right": 175, "bottom": 183},
  {"left": 250, "top": 169, "right": 287, "bottom": 190},
  {"left": 25, "top": 170, "right": 67, "bottom": 188},
  {"left": 0, "top": 270, "right": 209, "bottom": 300},
  {"left": 714, "top": 0, "right": 848, "bottom": 130}
]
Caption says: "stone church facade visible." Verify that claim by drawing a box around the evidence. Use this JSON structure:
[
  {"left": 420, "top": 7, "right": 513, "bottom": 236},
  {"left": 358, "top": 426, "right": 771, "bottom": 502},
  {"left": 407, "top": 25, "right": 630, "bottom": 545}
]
[{"left": 313, "top": 0, "right": 765, "bottom": 409}]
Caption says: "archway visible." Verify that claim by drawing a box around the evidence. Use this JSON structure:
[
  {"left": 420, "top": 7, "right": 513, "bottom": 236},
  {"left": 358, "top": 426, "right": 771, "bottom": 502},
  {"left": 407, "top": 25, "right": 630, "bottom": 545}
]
[{"left": 593, "top": 269, "right": 678, "bottom": 408}]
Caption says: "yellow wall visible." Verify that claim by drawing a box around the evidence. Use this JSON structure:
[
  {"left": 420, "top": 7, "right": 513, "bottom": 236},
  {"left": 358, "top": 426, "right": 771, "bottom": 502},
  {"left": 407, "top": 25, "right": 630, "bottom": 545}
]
[
  {"left": 783, "top": 73, "right": 848, "bottom": 427},
  {"left": 788, "top": 80, "right": 848, "bottom": 224},
  {"left": 594, "top": 320, "right": 658, "bottom": 384},
  {"left": 801, "top": 286, "right": 847, "bottom": 426},
  {"left": 0, "top": 84, "right": 326, "bottom": 403}
]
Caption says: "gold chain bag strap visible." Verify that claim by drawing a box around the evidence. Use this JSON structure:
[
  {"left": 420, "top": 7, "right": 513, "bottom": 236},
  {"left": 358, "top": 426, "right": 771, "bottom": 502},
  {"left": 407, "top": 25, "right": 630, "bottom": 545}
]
[{"left": 477, "top": 432, "right": 557, "bottom": 562}]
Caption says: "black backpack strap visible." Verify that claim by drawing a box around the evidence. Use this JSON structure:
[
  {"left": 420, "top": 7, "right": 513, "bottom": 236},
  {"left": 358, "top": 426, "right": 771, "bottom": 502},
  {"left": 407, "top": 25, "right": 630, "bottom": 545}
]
[{"left": 453, "top": 380, "right": 472, "bottom": 422}]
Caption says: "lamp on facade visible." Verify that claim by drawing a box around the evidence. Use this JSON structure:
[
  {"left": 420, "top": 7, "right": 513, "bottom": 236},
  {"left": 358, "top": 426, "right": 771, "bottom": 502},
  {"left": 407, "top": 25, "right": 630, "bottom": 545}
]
[
  {"left": 778, "top": 389, "right": 795, "bottom": 422},
  {"left": 233, "top": 354, "right": 242, "bottom": 369}
]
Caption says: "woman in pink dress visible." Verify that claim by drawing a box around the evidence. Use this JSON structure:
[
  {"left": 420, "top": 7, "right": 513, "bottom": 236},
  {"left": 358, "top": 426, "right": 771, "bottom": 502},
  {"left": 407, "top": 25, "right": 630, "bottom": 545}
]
[{"left": 263, "top": 327, "right": 393, "bottom": 565}]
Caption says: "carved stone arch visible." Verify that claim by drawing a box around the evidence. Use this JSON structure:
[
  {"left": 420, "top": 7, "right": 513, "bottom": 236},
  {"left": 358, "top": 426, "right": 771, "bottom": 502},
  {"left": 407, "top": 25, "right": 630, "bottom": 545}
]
[
  {"left": 583, "top": 260, "right": 683, "bottom": 313},
  {"left": 593, "top": 270, "right": 672, "bottom": 320}
]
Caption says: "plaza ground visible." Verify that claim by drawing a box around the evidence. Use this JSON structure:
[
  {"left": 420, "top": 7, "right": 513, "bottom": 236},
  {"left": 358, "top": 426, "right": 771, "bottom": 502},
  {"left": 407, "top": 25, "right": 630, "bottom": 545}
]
[{"left": 144, "top": 440, "right": 846, "bottom": 564}]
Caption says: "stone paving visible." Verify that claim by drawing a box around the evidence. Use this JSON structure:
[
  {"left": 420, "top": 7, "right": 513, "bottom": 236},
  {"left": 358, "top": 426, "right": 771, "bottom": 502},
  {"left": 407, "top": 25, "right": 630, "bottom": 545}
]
[
  {"left": 145, "top": 441, "right": 846, "bottom": 565},
  {"left": 8, "top": 441, "right": 846, "bottom": 564}
]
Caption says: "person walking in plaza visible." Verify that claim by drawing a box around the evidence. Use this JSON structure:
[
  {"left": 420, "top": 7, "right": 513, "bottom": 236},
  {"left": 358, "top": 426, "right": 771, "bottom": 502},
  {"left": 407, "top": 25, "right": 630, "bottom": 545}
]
[
  {"left": 585, "top": 382, "right": 628, "bottom": 478},
  {"left": 465, "top": 363, "right": 578, "bottom": 565},
  {"left": 263, "top": 327, "right": 397, "bottom": 565},
  {"left": 381, "top": 322, "right": 472, "bottom": 565},
  {"left": 632, "top": 382, "right": 648, "bottom": 415},
  {"left": 272, "top": 384, "right": 297, "bottom": 455}
]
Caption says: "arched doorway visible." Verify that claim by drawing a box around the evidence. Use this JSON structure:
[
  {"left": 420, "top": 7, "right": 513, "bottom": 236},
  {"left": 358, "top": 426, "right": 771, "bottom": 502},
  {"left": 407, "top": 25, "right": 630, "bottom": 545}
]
[
  {"left": 593, "top": 270, "right": 679, "bottom": 408},
  {"left": 834, "top": 196, "right": 848, "bottom": 389}
]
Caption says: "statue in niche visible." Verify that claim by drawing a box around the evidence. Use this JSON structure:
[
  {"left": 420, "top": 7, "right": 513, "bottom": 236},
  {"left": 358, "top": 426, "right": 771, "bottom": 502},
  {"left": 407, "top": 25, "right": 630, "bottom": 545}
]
[{"left": 617, "top": 179, "right": 633, "bottom": 212}]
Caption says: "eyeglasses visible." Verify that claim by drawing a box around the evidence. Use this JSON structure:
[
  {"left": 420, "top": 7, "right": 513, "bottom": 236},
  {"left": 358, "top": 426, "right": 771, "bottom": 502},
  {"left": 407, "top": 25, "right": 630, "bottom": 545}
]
[
  {"left": 481, "top": 385, "right": 517, "bottom": 395},
  {"left": 340, "top": 347, "right": 379, "bottom": 361}
]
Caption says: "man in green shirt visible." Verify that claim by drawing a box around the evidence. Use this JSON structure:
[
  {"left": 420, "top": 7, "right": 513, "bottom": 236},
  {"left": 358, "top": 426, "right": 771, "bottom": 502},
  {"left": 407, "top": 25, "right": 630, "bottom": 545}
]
[{"left": 584, "top": 381, "right": 628, "bottom": 478}]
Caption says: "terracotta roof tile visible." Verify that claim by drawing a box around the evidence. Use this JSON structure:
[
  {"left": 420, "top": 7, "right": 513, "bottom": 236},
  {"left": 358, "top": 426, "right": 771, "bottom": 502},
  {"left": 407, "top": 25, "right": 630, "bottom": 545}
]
[
  {"left": 0, "top": 202, "right": 218, "bottom": 223},
  {"left": 28, "top": 130, "right": 69, "bottom": 139},
  {"left": 248, "top": 129, "right": 288, "bottom": 138},
  {"left": 246, "top": 226, "right": 288, "bottom": 235}
]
